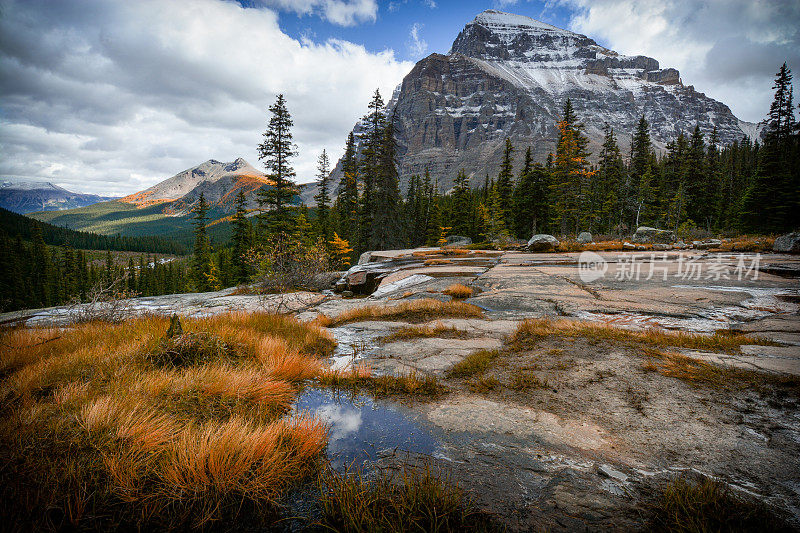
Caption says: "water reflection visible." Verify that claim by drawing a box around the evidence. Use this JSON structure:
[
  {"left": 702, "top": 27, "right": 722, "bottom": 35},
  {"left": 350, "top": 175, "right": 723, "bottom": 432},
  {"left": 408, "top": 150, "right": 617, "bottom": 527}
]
[{"left": 294, "top": 388, "right": 439, "bottom": 470}]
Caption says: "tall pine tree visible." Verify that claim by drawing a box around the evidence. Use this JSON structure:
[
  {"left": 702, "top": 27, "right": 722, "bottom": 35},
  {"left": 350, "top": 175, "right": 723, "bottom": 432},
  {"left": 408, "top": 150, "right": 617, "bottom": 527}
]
[
  {"left": 257, "top": 94, "right": 298, "bottom": 236},
  {"left": 314, "top": 149, "right": 332, "bottom": 239}
]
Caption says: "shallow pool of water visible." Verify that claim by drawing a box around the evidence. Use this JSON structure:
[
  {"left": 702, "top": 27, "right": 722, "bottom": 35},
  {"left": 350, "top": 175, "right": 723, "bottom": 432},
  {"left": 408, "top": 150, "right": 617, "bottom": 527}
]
[{"left": 293, "top": 388, "right": 440, "bottom": 470}]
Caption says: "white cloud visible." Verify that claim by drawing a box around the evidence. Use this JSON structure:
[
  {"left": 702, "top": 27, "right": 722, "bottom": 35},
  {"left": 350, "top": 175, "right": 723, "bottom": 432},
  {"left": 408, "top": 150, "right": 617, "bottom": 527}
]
[
  {"left": 257, "top": 0, "right": 378, "bottom": 26},
  {"left": 0, "top": 0, "right": 412, "bottom": 195},
  {"left": 493, "top": 0, "right": 520, "bottom": 8},
  {"left": 407, "top": 22, "right": 428, "bottom": 57},
  {"left": 423, "top": 0, "right": 437, "bottom": 8},
  {"left": 559, "top": 0, "right": 800, "bottom": 123}
]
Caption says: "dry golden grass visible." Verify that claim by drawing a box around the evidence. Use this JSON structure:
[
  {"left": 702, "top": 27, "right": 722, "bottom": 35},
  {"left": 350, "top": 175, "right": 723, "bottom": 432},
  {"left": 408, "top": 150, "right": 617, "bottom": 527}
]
[
  {"left": 442, "top": 283, "right": 474, "bottom": 299},
  {"left": 324, "top": 298, "right": 483, "bottom": 326},
  {"left": 509, "top": 319, "right": 797, "bottom": 393},
  {"left": 317, "top": 365, "right": 444, "bottom": 397},
  {"left": 382, "top": 322, "right": 469, "bottom": 343},
  {"left": 0, "top": 311, "right": 336, "bottom": 529},
  {"left": 510, "top": 318, "right": 778, "bottom": 355},
  {"left": 716, "top": 236, "right": 775, "bottom": 253}
]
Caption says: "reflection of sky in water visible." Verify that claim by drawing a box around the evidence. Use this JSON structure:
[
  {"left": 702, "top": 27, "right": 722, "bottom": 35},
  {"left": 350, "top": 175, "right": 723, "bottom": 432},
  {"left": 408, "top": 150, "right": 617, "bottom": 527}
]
[
  {"left": 328, "top": 325, "right": 384, "bottom": 372},
  {"left": 294, "top": 388, "right": 439, "bottom": 469}
]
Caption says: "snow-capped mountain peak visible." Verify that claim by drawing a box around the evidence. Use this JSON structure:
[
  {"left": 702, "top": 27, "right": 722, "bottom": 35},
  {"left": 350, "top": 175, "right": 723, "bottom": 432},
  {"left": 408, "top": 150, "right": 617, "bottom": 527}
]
[{"left": 472, "top": 10, "right": 566, "bottom": 35}]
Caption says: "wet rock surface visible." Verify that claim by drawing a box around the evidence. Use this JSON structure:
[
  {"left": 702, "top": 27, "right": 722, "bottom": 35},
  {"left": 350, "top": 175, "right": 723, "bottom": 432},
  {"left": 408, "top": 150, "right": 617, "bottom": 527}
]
[{"left": 5, "top": 246, "right": 800, "bottom": 531}]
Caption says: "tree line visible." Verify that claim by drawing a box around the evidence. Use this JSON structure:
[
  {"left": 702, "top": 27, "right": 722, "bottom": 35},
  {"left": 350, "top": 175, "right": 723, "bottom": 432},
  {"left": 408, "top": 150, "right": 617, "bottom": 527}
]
[
  {"left": 192, "top": 62, "right": 798, "bottom": 293},
  {"left": 0, "top": 223, "right": 191, "bottom": 312},
  {"left": 0, "top": 207, "right": 188, "bottom": 254}
]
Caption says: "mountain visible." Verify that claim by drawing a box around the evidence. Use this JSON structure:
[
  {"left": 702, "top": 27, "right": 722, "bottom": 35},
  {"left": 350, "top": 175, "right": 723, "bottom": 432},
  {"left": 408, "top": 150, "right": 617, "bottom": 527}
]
[
  {"left": 0, "top": 179, "right": 116, "bottom": 214},
  {"left": 31, "top": 158, "right": 272, "bottom": 238},
  {"left": 120, "top": 158, "right": 271, "bottom": 215},
  {"left": 304, "top": 9, "right": 762, "bottom": 202}
]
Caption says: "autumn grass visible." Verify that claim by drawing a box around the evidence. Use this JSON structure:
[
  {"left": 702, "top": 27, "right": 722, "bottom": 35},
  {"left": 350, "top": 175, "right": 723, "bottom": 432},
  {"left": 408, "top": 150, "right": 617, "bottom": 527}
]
[
  {"left": 442, "top": 283, "right": 474, "bottom": 299},
  {"left": 324, "top": 298, "right": 483, "bottom": 326},
  {"left": 509, "top": 318, "right": 778, "bottom": 355},
  {"left": 317, "top": 365, "right": 445, "bottom": 398},
  {"left": 0, "top": 312, "right": 335, "bottom": 530},
  {"left": 382, "top": 322, "right": 470, "bottom": 343},
  {"left": 509, "top": 369, "right": 550, "bottom": 390},
  {"left": 448, "top": 349, "right": 501, "bottom": 378},
  {"left": 645, "top": 475, "right": 791, "bottom": 532},
  {"left": 716, "top": 235, "right": 775, "bottom": 253},
  {"left": 318, "top": 465, "right": 499, "bottom": 532},
  {"left": 468, "top": 375, "right": 500, "bottom": 393},
  {"left": 508, "top": 318, "right": 797, "bottom": 393}
]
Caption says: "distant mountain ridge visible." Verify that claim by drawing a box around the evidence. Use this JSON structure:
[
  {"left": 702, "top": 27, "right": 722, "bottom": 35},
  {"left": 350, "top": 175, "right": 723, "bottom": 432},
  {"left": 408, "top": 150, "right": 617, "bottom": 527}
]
[
  {"left": 120, "top": 157, "right": 272, "bottom": 215},
  {"left": 0, "top": 179, "right": 116, "bottom": 214},
  {"left": 30, "top": 158, "right": 276, "bottom": 238}
]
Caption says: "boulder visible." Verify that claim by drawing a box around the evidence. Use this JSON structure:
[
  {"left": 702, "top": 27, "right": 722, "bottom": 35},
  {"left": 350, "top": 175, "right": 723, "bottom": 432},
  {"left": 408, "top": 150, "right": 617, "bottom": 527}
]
[
  {"left": 527, "top": 234, "right": 559, "bottom": 251},
  {"left": 445, "top": 235, "right": 472, "bottom": 247},
  {"left": 622, "top": 242, "right": 636, "bottom": 250},
  {"left": 310, "top": 271, "right": 346, "bottom": 291},
  {"left": 652, "top": 244, "right": 671, "bottom": 251},
  {"left": 631, "top": 226, "right": 677, "bottom": 244},
  {"left": 357, "top": 251, "right": 375, "bottom": 265},
  {"left": 695, "top": 239, "right": 722, "bottom": 250},
  {"left": 774, "top": 233, "right": 800, "bottom": 254},
  {"left": 577, "top": 231, "right": 593, "bottom": 244}
]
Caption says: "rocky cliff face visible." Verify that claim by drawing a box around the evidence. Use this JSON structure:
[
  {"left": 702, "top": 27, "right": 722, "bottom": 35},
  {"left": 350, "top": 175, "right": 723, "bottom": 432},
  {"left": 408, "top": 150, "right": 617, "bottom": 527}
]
[{"left": 304, "top": 9, "right": 761, "bottom": 202}]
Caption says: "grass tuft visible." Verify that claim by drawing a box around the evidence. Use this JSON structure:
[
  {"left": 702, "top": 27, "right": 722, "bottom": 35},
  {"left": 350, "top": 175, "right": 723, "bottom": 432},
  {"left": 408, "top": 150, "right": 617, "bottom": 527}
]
[
  {"left": 442, "top": 283, "right": 474, "bottom": 299},
  {"left": 646, "top": 475, "right": 790, "bottom": 532},
  {"left": 319, "top": 465, "right": 498, "bottom": 532},
  {"left": 510, "top": 318, "right": 778, "bottom": 355},
  {"left": 448, "top": 349, "right": 501, "bottom": 378},
  {"left": 146, "top": 332, "right": 236, "bottom": 367},
  {"left": 382, "top": 322, "right": 469, "bottom": 343},
  {"left": 469, "top": 375, "right": 500, "bottom": 393},
  {"left": 509, "top": 369, "right": 549, "bottom": 390},
  {"left": 325, "top": 298, "right": 483, "bottom": 326},
  {"left": 317, "top": 366, "right": 445, "bottom": 398}
]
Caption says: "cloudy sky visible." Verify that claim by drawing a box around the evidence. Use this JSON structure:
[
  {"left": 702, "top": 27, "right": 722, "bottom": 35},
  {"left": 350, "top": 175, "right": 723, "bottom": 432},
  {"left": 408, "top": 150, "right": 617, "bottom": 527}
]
[{"left": 1, "top": 0, "right": 797, "bottom": 195}]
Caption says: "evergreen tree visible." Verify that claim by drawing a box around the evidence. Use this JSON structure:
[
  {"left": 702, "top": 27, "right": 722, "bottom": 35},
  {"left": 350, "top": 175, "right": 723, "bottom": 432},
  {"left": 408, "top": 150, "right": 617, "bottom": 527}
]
[
  {"left": 314, "top": 149, "right": 332, "bottom": 239},
  {"left": 231, "top": 189, "right": 252, "bottom": 283},
  {"left": 257, "top": 94, "right": 298, "bottom": 236},
  {"left": 451, "top": 169, "right": 472, "bottom": 236},
  {"left": 370, "top": 118, "right": 403, "bottom": 250},
  {"left": 425, "top": 181, "right": 442, "bottom": 246},
  {"left": 550, "top": 99, "right": 592, "bottom": 234},
  {"left": 630, "top": 116, "right": 653, "bottom": 228},
  {"left": 513, "top": 147, "right": 549, "bottom": 237},
  {"left": 335, "top": 132, "right": 360, "bottom": 247},
  {"left": 741, "top": 63, "right": 797, "bottom": 233},
  {"left": 495, "top": 138, "right": 515, "bottom": 230},
  {"left": 597, "top": 124, "right": 625, "bottom": 232},
  {"left": 767, "top": 63, "right": 795, "bottom": 143},
  {"left": 192, "top": 193, "right": 213, "bottom": 291},
  {"left": 30, "top": 223, "right": 51, "bottom": 307},
  {"left": 358, "top": 89, "right": 386, "bottom": 251}
]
